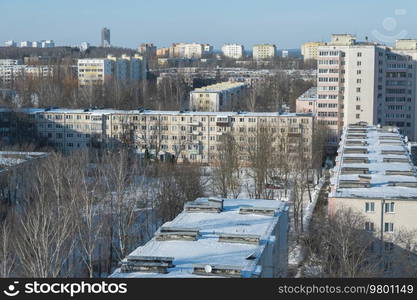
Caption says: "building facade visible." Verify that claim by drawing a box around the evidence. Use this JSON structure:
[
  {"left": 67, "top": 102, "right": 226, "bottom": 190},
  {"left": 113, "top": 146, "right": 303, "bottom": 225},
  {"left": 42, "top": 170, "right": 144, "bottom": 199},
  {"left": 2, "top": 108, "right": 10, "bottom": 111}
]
[
  {"left": 315, "top": 34, "right": 417, "bottom": 149},
  {"left": 296, "top": 87, "right": 318, "bottom": 114},
  {"left": 221, "top": 44, "right": 245, "bottom": 59},
  {"left": 0, "top": 108, "right": 314, "bottom": 165},
  {"left": 77, "top": 54, "right": 147, "bottom": 87},
  {"left": 253, "top": 44, "right": 277, "bottom": 60},
  {"left": 329, "top": 124, "right": 417, "bottom": 262},
  {"left": 190, "top": 82, "right": 247, "bottom": 112},
  {"left": 301, "top": 41, "right": 325, "bottom": 61},
  {"left": 101, "top": 27, "right": 111, "bottom": 48}
]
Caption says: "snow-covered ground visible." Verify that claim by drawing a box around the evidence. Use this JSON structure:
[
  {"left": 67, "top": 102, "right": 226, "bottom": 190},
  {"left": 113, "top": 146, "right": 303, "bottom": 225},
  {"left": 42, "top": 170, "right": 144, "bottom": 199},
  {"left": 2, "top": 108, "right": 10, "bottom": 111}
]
[{"left": 288, "top": 176, "right": 325, "bottom": 274}]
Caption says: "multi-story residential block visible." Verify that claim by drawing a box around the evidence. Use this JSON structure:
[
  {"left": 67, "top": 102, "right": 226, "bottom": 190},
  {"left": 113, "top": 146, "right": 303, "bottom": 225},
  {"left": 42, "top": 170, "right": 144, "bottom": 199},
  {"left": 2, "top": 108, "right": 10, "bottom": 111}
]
[
  {"left": 190, "top": 82, "right": 247, "bottom": 112},
  {"left": 329, "top": 124, "right": 417, "bottom": 259},
  {"left": 101, "top": 27, "right": 111, "bottom": 48},
  {"left": 156, "top": 47, "right": 170, "bottom": 58},
  {"left": 111, "top": 197, "right": 289, "bottom": 278},
  {"left": 41, "top": 40, "right": 55, "bottom": 48},
  {"left": 4, "top": 40, "right": 17, "bottom": 47},
  {"left": 301, "top": 41, "right": 325, "bottom": 61},
  {"left": 32, "top": 41, "right": 41, "bottom": 48},
  {"left": 77, "top": 54, "right": 147, "bottom": 87},
  {"left": 316, "top": 34, "right": 417, "bottom": 149},
  {"left": 77, "top": 58, "right": 113, "bottom": 87},
  {"left": 0, "top": 60, "right": 53, "bottom": 87},
  {"left": 253, "top": 44, "right": 277, "bottom": 60},
  {"left": 221, "top": 44, "right": 245, "bottom": 59},
  {"left": 20, "top": 41, "right": 32, "bottom": 48},
  {"left": 138, "top": 43, "right": 157, "bottom": 58},
  {"left": 80, "top": 42, "right": 90, "bottom": 52},
  {"left": 296, "top": 87, "right": 318, "bottom": 114},
  {"left": 169, "top": 43, "right": 213, "bottom": 59},
  {"left": 0, "top": 108, "right": 314, "bottom": 165}
]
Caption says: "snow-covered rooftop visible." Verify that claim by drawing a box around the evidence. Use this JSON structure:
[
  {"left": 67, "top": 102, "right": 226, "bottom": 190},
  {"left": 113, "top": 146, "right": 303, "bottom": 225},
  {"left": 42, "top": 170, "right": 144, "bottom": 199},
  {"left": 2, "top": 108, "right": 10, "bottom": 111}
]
[
  {"left": 110, "top": 197, "right": 288, "bottom": 278},
  {"left": 0, "top": 151, "right": 48, "bottom": 172},
  {"left": 330, "top": 125, "right": 417, "bottom": 199},
  {"left": 0, "top": 107, "right": 313, "bottom": 118}
]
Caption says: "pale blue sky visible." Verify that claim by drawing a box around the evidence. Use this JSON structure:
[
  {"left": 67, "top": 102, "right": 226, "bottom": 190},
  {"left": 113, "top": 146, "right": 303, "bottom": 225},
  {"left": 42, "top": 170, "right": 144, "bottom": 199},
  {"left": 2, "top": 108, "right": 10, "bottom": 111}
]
[{"left": 0, "top": 0, "right": 416, "bottom": 49}]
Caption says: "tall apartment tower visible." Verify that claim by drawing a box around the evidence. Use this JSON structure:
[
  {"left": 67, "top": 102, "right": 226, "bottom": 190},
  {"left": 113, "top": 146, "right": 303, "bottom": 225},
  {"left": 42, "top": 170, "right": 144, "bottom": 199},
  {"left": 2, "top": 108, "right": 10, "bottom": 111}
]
[
  {"left": 316, "top": 34, "right": 417, "bottom": 149},
  {"left": 101, "top": 27, "right": 111, "bottom": 48}
]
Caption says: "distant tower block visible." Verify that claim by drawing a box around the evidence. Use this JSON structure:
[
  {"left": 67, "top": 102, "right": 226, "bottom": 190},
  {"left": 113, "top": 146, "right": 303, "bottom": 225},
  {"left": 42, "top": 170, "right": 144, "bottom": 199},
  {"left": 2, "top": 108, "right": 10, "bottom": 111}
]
[{"left": 101, "top": 27, "right": 110, "bottom": 48}]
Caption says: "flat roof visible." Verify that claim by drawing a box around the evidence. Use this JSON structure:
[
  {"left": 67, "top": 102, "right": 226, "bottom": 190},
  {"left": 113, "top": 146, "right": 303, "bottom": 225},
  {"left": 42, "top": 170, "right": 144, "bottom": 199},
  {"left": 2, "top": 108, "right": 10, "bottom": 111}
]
[
  {"left": 192, "top": 81, "right": 246, "bottom": 93},
  {"left": 297, "top": 87, "right": 317, "bottom": 101},
  {"left": 111, "top": 197, "right": 288, "bottom": 278},
  {"left": 0, "top": 107, "right": 313, "bottom": 118},
  {"left": 330, "top": 125, "right": 417, "bottom": 199},
  {"left": 0, "top": 151, "right": 48, "bottom": 172}
]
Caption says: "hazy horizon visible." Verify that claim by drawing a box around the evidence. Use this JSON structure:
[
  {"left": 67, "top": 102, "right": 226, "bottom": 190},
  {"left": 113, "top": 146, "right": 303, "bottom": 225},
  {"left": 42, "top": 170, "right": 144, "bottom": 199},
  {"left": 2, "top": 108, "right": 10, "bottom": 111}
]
[{"left": 1, "top": 0, "right": 416, "bottom": 49}]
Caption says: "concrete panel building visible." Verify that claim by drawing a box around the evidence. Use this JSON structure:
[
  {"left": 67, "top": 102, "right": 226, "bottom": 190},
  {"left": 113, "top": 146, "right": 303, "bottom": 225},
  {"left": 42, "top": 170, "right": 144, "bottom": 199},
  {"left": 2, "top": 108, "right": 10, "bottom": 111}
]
[
  {"left": 110, "top": 197, "right": 289, "bottom": 278},
  {"left": 301, "top": 41, "right": 325, "bottom": 61},
  {"left": 190, "top": 82, "right": 247, "bottom": 112},
  {"left": 253, "top": 44, "right": 277, "bottom": 60},
  {"left": 316, "top": 34, "right": 417, "bottom": 149},
  {"left": 0, "top": 108, "right": 314, "bottom": 165},
  {"left": 296, "top": 87, "right": 318, "bottom": 114},
  {"left": 221, "top": 44, "right": 245, "bottom": 59},
  {"left": 329, "top": 124, "right": 417, "bottom": 254}
]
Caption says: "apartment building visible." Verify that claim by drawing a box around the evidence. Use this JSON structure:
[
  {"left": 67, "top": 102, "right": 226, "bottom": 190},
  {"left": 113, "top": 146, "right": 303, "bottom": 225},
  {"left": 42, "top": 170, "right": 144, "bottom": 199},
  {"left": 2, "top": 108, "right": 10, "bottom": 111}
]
[
  {"left": 0, "top": 108, "right": 314, "bottom": 165},
  {"left": 4, "top": 40, "right": 17, "bottom": 47},
  {"left": 301, "top": 41, "right": 325, "bottom": 61},
  {"left": 20, "top": 41, "right": 32, "bottom": 48},
  {"left": 0, "top": 60, "right": 53, "bottom": 87},
  {"left": 296, "top": 87, "right": 318, "bottom": 114},
  {"left": 316, "top": 34, "right": 417, "bottom": 149},
  {"left": 111, "top": 197, "right": 289, "bottom": 278},
  {"left": 77, "top": 58, "right": 113, "bottom": 87},
  {"left": 138, "top": 43, "right": 157, "bottom": 58},
  {"left": 169, "top": 43, "right": 212, "bottom": 59},
  {"left": 101, "top": 27, "right": 111, "bottom": 48},
  {"left": 189, "top": 82, "right": 247, "bottom": 112},
  {"left": 253, "top": 44, "right": 277, "bottom": 60},
  {"left": 329, "top": 124, "right": 417, "bottom": 257},
  {"left": 156, "top": 47, "right": 170, "bottom": 58},
  {"left": 77, "top": 54, "right": 147, "bottom": 87},
  {"left": 221, "top": 44, "right": 245, "bottom": 59}
]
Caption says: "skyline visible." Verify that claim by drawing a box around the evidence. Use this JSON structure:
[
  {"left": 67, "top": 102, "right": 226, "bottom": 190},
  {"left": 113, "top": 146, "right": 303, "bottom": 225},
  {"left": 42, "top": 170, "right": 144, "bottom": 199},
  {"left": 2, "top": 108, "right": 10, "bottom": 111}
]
[{"left": 0, "top": 0, "right": 417, "bottom": 49}]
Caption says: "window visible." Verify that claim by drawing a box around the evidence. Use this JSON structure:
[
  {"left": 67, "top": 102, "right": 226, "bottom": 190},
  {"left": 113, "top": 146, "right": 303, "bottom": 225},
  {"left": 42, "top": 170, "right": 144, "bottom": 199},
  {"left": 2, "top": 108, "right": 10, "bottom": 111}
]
[
  {"left": 365, "top": 222, "right": 374, "bottom": 232},
  {"left": 384, "top": 222, "right": 394, "bottom": 233},
  {"left": 356, "top": 114, "right": 360, "bottom": 119},
  {"left": 365, "top": 202, "right": 375, "bottom": 213},
  {"left": 385, "top": 202, "right": 395, "bottom": 213},
  {"left": 384, "top": 242, "right": 394, "bottom": 252}
]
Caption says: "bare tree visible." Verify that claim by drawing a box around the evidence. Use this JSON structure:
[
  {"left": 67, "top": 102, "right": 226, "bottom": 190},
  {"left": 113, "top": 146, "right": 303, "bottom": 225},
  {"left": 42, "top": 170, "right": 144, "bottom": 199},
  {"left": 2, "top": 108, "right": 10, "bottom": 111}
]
[
  {"left": 0, "top": 217, "right": 16, "bottom": 277},
  {"left": 304, "top": 208, "right": 382, "bottom": 278},
  {"left": 211, "top": 132, "right": 241, "bottom": 198},
  {"left": 14, "top": 153, "right": 77, "bottom": 277}
]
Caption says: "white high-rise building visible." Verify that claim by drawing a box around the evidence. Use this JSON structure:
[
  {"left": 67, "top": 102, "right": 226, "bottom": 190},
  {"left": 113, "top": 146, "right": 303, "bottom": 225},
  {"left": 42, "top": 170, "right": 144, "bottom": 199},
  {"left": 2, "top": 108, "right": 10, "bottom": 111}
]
[
  {"left": 253, "top": 44, "right": 277, "bottom": 60},
  {"left": 78, "top": 54, "right": 147, "bottom": 87},
  {"left": 315, "top": 34, "right": 417, "bottom": 147},
  {"left": 4, "top": 40, "right": 16, "bottom": 47},
  {"left": 221, "top": 44, "right": 245, "bottom": 59},
  {"left": 20, "top": 41, "right": 32, "bottom": 48},
  {"left": 41, "top": 40, "right": 55, "bottom": 48}
]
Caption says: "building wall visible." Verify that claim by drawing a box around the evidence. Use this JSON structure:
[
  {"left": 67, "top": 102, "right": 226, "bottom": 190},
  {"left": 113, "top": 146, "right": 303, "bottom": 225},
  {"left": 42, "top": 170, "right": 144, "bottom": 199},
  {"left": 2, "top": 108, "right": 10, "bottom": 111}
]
[
  {"left": 329, "top": 197, "right": 417, "bottom": 242},
  {"left": 3, "top": 110, "right": 314, "bottom": 165},
  {"left": 301, "top": 42, "right": 325, "bottom": 61},
  {"left": 253, "top": 44, "right": 276, "bottom": 60},
  {"left": 222, "top": 44, "right": 244, "bottom": 59},
  {"left": 316, "top": 35, "right": 417, "bottom": 142}
]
